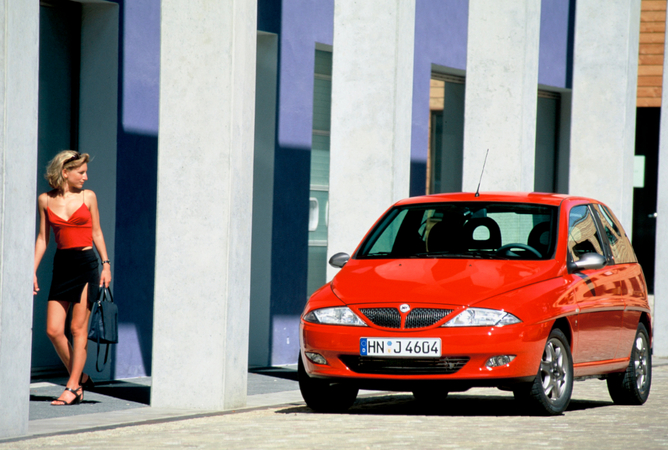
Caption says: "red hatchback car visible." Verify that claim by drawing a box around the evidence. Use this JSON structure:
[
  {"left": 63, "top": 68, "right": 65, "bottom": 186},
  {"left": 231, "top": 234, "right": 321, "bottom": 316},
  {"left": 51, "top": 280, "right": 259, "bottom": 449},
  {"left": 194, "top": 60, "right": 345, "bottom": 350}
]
[{"left": 299, "top": 193, "right": 652, "bottom": 415}]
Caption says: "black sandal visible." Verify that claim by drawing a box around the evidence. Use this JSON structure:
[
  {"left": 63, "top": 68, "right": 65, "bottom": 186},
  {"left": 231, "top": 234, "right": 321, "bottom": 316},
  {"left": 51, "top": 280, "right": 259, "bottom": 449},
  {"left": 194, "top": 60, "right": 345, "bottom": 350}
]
[
  {"left": 51, "top": 387, "right": 83, "bottom": 406},
  {"left": 80, "top": 373, "right": 95, "bottom": 390}
]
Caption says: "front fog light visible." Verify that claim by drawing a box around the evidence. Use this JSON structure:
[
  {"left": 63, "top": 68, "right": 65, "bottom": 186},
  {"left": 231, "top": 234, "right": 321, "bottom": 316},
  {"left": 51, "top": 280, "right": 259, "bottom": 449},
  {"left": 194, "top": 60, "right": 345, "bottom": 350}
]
[
  {"left": 485, "top": 355, "right": 516, "bottom": 367},
  {"left": 306, "top": 352, "right": 328, "bottom": 365}
]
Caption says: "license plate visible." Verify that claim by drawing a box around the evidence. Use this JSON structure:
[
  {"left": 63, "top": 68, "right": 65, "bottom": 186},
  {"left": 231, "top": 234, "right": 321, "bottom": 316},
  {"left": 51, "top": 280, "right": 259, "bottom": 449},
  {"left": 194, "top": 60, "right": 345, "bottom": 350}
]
[{"left": 360, "top": 338, "right": 441, "bottom": 358}]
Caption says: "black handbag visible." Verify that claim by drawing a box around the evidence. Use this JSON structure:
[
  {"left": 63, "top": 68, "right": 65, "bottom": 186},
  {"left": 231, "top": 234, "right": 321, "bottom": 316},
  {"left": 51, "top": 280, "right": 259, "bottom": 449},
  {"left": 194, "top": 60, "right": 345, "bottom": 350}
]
[{"left": 88, "top": 287, "right": 118, "bottom": 371}]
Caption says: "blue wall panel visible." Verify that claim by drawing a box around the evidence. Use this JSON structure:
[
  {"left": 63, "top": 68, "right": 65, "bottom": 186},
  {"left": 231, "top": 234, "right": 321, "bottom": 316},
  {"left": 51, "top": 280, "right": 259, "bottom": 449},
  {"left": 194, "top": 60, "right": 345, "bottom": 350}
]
[{"left": 112, "top": 0, "right": 160, "bottom": 379}]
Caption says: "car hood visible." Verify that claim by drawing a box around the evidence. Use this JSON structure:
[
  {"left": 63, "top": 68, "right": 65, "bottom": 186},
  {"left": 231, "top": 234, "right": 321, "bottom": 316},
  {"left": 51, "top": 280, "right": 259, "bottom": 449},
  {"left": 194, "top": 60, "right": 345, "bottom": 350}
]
[{"left": 331, "top": 258, "right": 562, "bottom": 307}]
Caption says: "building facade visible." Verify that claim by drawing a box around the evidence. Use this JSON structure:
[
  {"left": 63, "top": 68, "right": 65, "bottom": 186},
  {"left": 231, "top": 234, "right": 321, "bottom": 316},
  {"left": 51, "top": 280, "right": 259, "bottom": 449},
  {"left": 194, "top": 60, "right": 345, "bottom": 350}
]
[{"left": 2, "top": 0, "right": 666, "bottom": 438}]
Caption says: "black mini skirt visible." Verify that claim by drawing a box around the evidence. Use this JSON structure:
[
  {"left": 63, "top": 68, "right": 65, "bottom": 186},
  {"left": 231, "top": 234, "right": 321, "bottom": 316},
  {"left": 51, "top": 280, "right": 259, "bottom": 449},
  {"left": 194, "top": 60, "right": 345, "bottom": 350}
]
[{"left": 48, "top": 249, "right": 100, "bottom": 304}]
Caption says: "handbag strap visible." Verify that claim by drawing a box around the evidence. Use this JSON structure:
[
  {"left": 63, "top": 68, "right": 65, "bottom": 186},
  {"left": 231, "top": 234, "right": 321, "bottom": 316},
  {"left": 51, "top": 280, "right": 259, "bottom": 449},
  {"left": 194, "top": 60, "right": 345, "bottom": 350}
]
[
  {"left": 93, "top": 296, "right": 111, "bottom": 372},
  {"left": 99, "top": 287, "right": 114, "bottom": 303}
]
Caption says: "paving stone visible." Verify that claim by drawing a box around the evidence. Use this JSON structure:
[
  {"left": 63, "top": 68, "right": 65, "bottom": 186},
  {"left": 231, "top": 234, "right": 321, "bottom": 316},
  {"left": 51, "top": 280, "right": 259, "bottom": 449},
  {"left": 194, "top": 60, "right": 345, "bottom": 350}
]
[{"left": 3, "top": 362, "right": 667, "bottom": 449}]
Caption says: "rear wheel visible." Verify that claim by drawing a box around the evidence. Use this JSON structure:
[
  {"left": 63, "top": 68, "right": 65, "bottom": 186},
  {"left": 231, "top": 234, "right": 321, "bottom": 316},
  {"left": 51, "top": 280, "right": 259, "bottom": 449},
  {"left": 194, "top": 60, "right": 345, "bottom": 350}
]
[
  {"left": 514, "top": 328, "right": 573, "bottom": 415},
  {"left": 607, "top": 323, "right": 651, "bottom": 405},
  {"left": 298, "top": 355, "right": 358, "bottom": 413}
]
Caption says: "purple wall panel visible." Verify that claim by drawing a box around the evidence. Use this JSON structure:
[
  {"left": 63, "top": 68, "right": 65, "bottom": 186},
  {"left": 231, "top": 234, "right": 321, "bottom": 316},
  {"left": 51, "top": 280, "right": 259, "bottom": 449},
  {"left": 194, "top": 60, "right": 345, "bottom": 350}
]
[
  {"left": 121, "top": 2, "right": 160, "bottom": 135},
  {"left": 538, "top": 0, "right": 574, "bottom": 89},
  {"left": 270, "top": 0, "right": 334, "bottom": 365},
  {"left": 411, "top": 0, "right": 468, "bottom": 196},
  {"left": 113, "top": 0, "right": 161, "bottom": 379}
]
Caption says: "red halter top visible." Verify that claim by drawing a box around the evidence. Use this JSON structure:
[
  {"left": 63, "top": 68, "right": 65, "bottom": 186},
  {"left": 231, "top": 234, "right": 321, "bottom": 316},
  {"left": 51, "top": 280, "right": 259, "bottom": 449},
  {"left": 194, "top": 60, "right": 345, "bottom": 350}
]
[{"left": 47, "top": 192, "right": 93, "bottom": 250}]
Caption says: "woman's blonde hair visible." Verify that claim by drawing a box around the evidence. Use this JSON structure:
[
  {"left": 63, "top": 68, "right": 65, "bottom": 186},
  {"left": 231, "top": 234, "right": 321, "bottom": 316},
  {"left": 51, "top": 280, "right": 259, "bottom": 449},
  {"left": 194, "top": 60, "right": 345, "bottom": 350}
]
[{"left": 45, "top": 150, "right": 90, "bottom": 190}]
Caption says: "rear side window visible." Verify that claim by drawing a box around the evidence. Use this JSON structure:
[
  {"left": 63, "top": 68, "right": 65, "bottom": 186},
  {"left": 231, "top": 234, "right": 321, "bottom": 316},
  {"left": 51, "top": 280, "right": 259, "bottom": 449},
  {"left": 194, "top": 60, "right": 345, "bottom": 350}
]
[
  {"left": 592, "top": 204, "right": 638, "bottom": 264},
  {"left": 568, "top": 205, "right": 605, "bottom": 262}
]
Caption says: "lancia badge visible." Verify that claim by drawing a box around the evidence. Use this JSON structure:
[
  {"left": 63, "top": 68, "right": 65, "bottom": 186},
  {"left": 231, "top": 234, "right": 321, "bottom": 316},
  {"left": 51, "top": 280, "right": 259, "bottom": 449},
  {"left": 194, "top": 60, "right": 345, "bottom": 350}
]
[{"left": 399, "top": 304, "right": 410, "bottom": 313}]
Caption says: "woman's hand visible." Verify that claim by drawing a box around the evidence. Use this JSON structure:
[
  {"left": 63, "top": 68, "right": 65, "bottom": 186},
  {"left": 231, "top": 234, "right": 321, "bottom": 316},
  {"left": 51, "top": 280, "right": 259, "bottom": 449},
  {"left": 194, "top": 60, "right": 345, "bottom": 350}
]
[
  {"left": 100, "top": 266, "right": 112, "bottom": 288},
  {"left": 33, "top": 274, "right": 39, "bottom": 295}
]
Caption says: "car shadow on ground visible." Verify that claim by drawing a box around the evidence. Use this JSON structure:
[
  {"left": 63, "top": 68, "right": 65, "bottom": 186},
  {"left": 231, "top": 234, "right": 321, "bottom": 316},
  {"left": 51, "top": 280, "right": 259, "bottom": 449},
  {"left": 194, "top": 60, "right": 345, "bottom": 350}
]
[{"left": 277, "top": 392, "right": 612, "bottom": 417}]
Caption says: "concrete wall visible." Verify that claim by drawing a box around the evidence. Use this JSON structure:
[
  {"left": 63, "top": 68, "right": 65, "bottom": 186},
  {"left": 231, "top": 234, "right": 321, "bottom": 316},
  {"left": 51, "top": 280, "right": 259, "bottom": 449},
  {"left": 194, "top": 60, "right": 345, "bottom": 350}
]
[
  {"left": 151, "top": 0, "right": 256, "bottom": 410},
  {"left": 569, "top": 0, "right": 641, "bottom": 231},
  {"left": 327, "top": 0, "right": 416, "bottom": 279},
  {"left": 0, "top": 2, "right": 39, "bottom": 440},
  {"left": 653, "top": 8, "right": 668, "bottom": 358},
  {"left": 463, "top": 0, "right": 542, "bottom": 193}
]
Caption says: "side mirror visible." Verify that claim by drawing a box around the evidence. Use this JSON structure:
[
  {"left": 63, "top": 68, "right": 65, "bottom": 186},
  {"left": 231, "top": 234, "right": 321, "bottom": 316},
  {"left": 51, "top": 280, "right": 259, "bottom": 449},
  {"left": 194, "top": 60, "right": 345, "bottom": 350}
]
[
  {"left": 567, "top": 252, "right": 606, "bottom": 273},
  {"left": 328, "top": 252, "right": 350, "bottom": 269}
]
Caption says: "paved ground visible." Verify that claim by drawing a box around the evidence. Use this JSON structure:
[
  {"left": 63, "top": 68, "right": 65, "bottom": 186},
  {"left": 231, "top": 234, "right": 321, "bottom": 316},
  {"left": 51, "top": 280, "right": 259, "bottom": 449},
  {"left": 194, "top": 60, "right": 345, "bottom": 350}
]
[{"left": 2, "top": 360, "right": 667, "bottom": 449}]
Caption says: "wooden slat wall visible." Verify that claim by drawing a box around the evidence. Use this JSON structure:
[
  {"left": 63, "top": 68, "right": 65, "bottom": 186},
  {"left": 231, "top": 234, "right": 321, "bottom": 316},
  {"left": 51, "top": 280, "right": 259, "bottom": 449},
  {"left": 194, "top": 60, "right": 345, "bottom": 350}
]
[{"left": 638, "top": 0, "right": 666, "bottom": 107}]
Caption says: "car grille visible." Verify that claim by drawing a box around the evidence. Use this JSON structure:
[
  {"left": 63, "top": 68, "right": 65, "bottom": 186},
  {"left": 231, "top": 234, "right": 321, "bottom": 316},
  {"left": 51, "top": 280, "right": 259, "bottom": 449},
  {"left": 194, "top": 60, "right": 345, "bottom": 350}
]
[
  {"left": 405, "top": 308, "right": 453, "bottom": 328},
  {"left": 359, "top": 307, "right": 453, "bottom": 329},
  {"left": 359, "top": 308, "right": 402, "bottom": 328},
  {"left": 340, "top": 355, "right": 469, "bottom": 375}
]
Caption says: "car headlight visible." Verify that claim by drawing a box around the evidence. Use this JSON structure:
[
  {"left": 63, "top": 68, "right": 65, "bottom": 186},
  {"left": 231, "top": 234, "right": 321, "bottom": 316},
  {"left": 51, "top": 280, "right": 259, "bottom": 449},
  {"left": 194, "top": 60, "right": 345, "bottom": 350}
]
[
  {"left": 303, "top": 307, "right": 368, "bottom": 326},
  {"left": 442, "top": 308, "right": 521, "bottom": 327}
]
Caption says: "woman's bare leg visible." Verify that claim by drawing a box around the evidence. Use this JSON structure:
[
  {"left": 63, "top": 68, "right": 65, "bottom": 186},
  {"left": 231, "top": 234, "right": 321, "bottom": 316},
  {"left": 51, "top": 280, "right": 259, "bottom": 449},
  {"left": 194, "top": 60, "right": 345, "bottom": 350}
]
[
  {"left": 46, "top": 300, "right": 73, "bottom": 372},
  {"left": 48, "top": 285, "right": 91, "bottom": 404}
]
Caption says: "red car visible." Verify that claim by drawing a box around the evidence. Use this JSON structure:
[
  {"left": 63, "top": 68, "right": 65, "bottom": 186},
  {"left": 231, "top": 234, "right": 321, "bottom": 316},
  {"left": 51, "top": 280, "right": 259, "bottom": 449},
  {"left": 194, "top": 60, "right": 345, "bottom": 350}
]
[{"left": 299, "top": 192, "right": 652, "bottom": 415}]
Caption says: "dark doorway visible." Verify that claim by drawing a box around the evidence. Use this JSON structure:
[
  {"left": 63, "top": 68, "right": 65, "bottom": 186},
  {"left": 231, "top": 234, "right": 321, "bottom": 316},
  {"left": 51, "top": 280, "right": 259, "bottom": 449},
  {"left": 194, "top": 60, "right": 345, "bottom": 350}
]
[
  {"left": 34, "top": 1, "right": 83, "bottom": 377},
  {"left": 632, "top": 107, "right": 660, "bottom": 293}
]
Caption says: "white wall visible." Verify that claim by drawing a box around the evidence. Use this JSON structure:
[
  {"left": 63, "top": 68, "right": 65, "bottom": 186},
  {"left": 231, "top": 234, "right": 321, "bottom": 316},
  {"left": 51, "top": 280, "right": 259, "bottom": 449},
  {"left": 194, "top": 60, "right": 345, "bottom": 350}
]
[
  {"left": 327, "top": 0, "right": 415, "bottom": 279},
  {"left": 569, "top": 0, "right": 640, "bottom": 231},
  {"left": 653, "top": 5, "right": 668, "bottom": 358},
  {"left": 0, "top": 2, "right": 40, "bottom": 439},
  {"left": 463, "top": 0, "right": 542, "bottom": 192}
]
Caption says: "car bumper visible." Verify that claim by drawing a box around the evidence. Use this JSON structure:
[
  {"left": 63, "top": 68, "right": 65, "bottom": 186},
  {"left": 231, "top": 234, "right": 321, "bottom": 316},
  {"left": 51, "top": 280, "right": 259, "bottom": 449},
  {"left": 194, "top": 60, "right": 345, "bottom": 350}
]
[{"left": 300, "top": 319, "right": 552, "bottom": 389}]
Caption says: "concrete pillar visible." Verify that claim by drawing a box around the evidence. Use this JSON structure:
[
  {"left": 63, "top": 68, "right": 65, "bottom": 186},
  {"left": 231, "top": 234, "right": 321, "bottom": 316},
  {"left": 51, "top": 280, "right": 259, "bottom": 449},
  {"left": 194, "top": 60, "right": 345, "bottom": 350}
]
[
  {"left": 653, "top": 7, "right": 668, "bottom": 358},
  {"left": 569, "top": 0, "right": 640, "bottom": 230},
  {"left": 152, "top": 0, "right": 256, "bottom": 410},
  {"left": 0, "top": 3, "right": 40, "bottom": 439},
  {"left": 327, "top": 0, "right": 415, "bottom": 278},
  {"left": 462, "top": 0, "right": 541, "bottom": 192}
]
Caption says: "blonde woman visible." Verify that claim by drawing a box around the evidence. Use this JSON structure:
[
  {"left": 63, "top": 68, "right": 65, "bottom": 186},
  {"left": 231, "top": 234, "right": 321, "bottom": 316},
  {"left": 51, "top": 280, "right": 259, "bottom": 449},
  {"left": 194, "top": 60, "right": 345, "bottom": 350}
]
[{"left": 34, "top": 150, "right": 112, "bottom": 405}]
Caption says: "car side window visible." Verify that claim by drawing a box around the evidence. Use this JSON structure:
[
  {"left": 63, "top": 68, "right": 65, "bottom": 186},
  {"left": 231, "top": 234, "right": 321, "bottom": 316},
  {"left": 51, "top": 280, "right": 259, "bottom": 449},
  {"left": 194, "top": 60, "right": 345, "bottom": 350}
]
[
  {"left": 568, "top": 205, "right": 605, "bottom": 262},
  {"left": 592, "top": 204, "right": 638, "bottom": 264}
]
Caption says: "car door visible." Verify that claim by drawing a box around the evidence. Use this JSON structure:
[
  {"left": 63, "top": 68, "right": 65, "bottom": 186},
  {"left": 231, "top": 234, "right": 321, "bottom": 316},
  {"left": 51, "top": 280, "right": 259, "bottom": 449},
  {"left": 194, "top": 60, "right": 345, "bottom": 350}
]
[
  {"left": 591, "top": 203, "right": 646, "bottom": 359},
  {"left": 568, "top": 204, "right": 624, "bottom": 363}
]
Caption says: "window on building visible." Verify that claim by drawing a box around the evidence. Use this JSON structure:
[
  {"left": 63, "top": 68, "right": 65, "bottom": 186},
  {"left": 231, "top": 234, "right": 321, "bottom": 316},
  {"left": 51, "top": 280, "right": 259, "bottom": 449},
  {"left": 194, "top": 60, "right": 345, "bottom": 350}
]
[
  {"left": 428, "top": 73, "right": 465, "bottom": 194},
  {"left": 307, "top": 49, "right": 332, "bottom": 297}
]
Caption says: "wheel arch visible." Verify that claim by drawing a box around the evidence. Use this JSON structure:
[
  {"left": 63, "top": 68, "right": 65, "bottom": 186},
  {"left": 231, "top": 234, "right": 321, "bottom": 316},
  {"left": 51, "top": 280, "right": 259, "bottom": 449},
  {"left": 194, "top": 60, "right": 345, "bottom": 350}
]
[
  {"left": 551, "top": 317, "right": 573, "bottom": 349},
  {"left": 639, "top": 312, "right": 652, "bottom": 347}
]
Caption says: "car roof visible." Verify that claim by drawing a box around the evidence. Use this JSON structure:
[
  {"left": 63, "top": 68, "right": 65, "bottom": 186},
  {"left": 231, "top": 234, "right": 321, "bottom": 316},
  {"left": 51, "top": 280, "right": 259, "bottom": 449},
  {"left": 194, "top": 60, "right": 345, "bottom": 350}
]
[{"left": 395, "top": 192, "right": 595, "bottom": 207}]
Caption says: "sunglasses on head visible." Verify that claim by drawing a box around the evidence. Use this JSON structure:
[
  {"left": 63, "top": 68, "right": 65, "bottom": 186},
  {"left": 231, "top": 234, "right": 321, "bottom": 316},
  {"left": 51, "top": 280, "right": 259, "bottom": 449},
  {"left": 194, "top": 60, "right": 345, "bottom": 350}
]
[{"left": 63, "top": 152, "right": 81, "bottom": 166}]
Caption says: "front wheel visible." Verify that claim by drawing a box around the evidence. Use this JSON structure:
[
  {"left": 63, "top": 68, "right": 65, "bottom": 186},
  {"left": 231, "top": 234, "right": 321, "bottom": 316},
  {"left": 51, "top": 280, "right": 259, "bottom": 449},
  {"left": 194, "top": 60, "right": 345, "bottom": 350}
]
[
  {"left": 514, "top": 328, "right": 573, "bottom": 415},
  {"left": 298, "top": 354, "right": 358, "bottom": 413},
  {"left": 607, "top": 323, "right": 651, "bottom": 405}
]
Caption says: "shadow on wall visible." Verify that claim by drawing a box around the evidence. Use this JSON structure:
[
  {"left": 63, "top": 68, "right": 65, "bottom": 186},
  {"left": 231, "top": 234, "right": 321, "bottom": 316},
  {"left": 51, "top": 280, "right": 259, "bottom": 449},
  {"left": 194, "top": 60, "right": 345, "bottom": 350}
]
[{"left": 113, "top": 131, "right": 158, "bottom": 379}]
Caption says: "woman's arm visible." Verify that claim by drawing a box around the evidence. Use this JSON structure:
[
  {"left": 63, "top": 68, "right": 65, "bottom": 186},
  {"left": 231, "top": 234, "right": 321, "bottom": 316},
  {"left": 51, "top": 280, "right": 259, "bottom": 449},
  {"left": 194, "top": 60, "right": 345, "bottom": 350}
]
[
  {"left": 87, "top": 190, "right": 112, "bottom": 288},
  {"left": 34, "top": 193, "right": 50, "bottom": 294}
]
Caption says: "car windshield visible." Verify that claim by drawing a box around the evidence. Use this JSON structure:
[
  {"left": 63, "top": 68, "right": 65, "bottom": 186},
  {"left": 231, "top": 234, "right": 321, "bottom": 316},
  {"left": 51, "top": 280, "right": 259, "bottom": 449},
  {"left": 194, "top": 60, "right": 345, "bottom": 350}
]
[{"left": 356, "top": 202, "right": 558, "bottom": 260}]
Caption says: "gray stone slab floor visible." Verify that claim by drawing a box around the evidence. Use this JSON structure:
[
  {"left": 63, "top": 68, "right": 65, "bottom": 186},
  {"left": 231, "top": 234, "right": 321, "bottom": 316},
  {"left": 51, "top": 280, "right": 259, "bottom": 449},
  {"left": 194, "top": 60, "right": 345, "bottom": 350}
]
[{"left": 2, "top": 360, "right": 667, "bottom": 449}]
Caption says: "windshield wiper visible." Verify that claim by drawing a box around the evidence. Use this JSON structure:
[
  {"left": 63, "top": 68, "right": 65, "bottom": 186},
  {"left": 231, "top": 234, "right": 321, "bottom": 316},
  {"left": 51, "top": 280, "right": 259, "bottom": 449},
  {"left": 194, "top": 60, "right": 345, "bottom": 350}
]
[{"left": 413, "top": 251, "right": 507, "bottom": 260}]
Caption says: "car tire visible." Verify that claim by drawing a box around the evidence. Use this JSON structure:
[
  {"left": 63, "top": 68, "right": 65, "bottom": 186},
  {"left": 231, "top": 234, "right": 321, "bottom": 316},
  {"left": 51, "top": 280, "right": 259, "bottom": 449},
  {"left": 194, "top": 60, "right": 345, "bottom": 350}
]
[
  {"left": 514, "top": 328, "right": 573, "bottom": 415},
  {"left": 607, "top": 323, "right": 652, "bottom": 405},
  {"left": 298, "top": 354, "right": 358, "bottom": 413}
]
